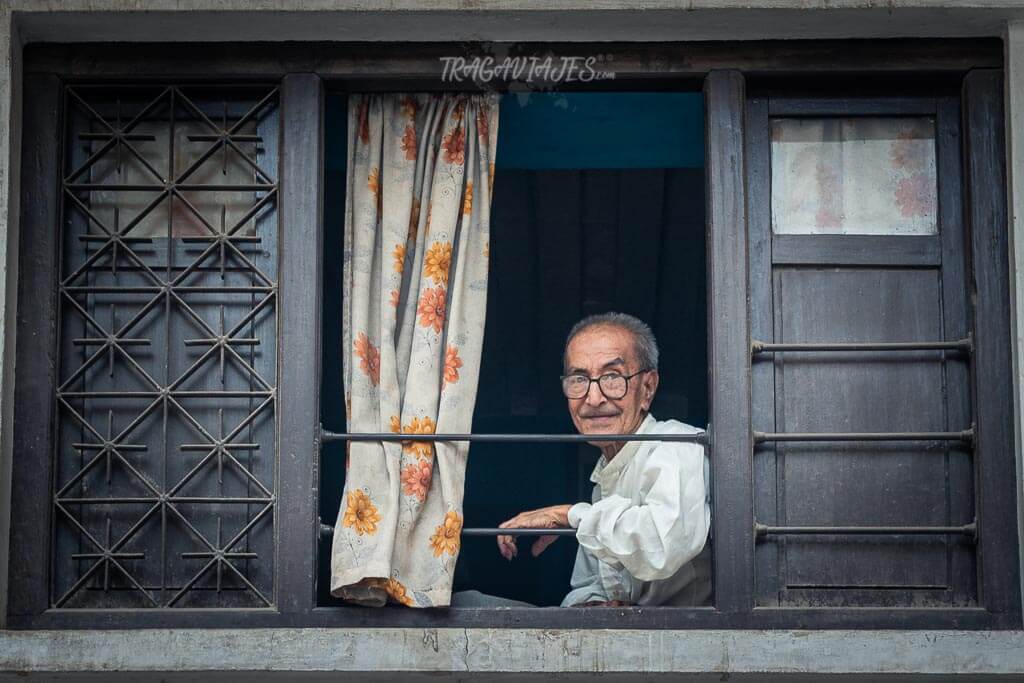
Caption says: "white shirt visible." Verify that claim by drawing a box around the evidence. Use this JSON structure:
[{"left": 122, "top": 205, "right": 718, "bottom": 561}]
[{"left": 561, "top": 413, "right": 712, "bottom": 607}]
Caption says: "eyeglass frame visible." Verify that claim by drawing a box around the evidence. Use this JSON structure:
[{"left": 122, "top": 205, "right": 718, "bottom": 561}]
[{"left": 559, "top": 368, "right": 653, "bottom": 400}]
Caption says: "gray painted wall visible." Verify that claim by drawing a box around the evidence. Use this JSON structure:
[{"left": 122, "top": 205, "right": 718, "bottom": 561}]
[{"left": 3, "top": 2, "right": 1024, "bottom": 678}]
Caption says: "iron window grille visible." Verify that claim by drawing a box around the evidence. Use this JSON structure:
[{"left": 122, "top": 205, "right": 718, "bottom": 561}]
[{"left": 49, "top": 84, "right": 279, "bottom": 609}]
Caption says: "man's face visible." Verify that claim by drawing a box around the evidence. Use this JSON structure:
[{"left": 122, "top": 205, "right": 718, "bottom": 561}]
[{"left": 564, "top": 324, "right": 659, "bottom": 440}]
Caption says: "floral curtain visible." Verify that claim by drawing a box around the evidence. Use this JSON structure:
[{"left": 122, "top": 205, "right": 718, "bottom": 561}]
[{"left": 330, "top": 92, "right": 499, "bottom": 607}]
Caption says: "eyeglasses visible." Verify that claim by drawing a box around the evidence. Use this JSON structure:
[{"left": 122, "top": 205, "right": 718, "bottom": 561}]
[{"left": 560, "top": 369, "right": 651, "bottom": 400}]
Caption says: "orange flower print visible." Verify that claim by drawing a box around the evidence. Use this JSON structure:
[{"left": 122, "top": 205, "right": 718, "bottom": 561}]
[
  {"left": 442, "top": 127, "right": 466, "bottom": 165},
  {"left": 408, "top": 198, "right": 421, "bottom": 244},
  {"left": 476, "top": 104, "right": 490, "bottom": 141},
  {"left": 444, "top": 345, "right": 463, "bottom": 385},
  {"left": 389, "top": 289, "right": 400, "bottom": 308},
  {"left": 368, "top": 167, "right": 380, "bottom": 199},
  {"left": 390, "top": 415, "right": 401, "bottom": 434},
  {"left": 353, "top": 332, "right": 381, "bottom": 386},
  {"left": 342, "top": 489, "right": 381, "bottom": 536},
  {"left": 430, "top": 510, "right": 463, "bottom": 557},
  {"left": 488, "top": 161, "right": 495, "bottom": 196},
  {"left": 462, "top": 181, "right": 474, "bottom": 216},
  {"left": 357, "top": 99, "right": 370, "bottom": 145},
  {"left": 895, "top": 173, "right": 935, "bottom": 218},
  {"left": 401, "top": 460, "right": 432, "bottom": 501},
  {"left": 400, "top": 96, "right": 418, "bottom": 120},
  {"left": 401, "top": 124, "right": 417, "bottom": 161},
  {"left": 890, "top": 128, "right": 926, "bottom": 170},
  {"left": 392, "top": 243, "right": 406, "bottom": 274},
  {"left": 417, "top": 287, "right": 446, "bottom": 334},
  {"left": 383, "top": 576, "right": 414, "bottom": 606},
  {"left": 402, "top": 416, "right": 436, "bottom": 459},
  {"left": 424, "top": 241, "right": 452, "bottom": 287}
]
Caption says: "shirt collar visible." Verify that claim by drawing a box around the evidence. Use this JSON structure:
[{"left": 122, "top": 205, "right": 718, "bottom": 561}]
[{"left": 589, "top": 413, "right": 658, "bottom": 486}]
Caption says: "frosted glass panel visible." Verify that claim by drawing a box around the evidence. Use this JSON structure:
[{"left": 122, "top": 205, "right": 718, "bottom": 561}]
[
  {"left": 770, "top": 117, "right": 937, "bottom": 235},
  {"left": 90, "top": 120, "right": 260, "bottom": 238}
]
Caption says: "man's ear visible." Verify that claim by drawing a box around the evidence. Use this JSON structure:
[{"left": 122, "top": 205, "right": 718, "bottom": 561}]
[{"left": 641, "top": 370, "right": 659, "bottom": 410}]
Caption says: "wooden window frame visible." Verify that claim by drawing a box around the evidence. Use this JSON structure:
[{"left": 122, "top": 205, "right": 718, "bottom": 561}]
[{"left": 6, "top": 40, "right": 1020, "bottom": 630}]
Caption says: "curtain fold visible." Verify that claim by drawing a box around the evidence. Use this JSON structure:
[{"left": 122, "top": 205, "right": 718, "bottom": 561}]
[{"left": 330, "top": 92, "right": 499, "bottom": 607}]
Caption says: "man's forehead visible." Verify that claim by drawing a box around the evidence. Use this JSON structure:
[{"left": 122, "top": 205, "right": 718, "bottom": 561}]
[{"left": 566, "top": 325, "right": 638, "bottom": 366}]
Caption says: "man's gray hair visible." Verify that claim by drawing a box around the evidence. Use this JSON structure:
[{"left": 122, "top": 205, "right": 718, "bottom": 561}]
[{"left": 563, "top": 312, "right": 659, "bottom": 372}]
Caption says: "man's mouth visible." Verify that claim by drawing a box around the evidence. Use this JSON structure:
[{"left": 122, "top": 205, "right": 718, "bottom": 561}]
[{"left": 580, "top": 413, "right": 619, "bottom": 421}]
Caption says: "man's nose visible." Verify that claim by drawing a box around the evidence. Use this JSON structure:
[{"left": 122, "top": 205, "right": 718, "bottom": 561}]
[{"left": 584, "top": 379, "right": 605, "bottom": 406}]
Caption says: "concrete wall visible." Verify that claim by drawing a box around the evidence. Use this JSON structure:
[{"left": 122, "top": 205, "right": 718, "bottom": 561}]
[
  {"left": 4, "top": 1, "right": 1024, "bottom": 678},
  {"left": 2, "top": 627, "right": 1024, "bottom": 680}
]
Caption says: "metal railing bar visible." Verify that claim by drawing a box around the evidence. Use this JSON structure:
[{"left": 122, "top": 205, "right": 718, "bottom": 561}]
[
  {"left": 318, "top": 523, "right": 574, "bottom": 539},
  {"left": 751, "top": 336, "right": 972, "bottom": 355},
  {"left": 59, "top": 497, "right": 274, "bottom": 504},
  {"left": 462, "top": 528, "right": 577, "bottom": 537},
  {"left": 58, "top": 390, "right": 273, "bottom": 399},
  {"left": 62, "top": 285, "right": 275, "bottom": 294},
  {"left": 755, "top": 520, "right": 976, "bottom": 539},
  {"left": 66, "top": 183, "right": 276, "bottom": 192},
  {"left": 320, "top": 428, "right": 707, "bottom": 446},
  {"left": 754, "top": 428, "right": 973, "bottom": 444}
]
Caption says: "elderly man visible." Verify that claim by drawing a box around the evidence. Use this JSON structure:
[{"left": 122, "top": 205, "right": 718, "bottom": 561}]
[{"left": 496, "top": 312, "right": 712, "bottom": 607}]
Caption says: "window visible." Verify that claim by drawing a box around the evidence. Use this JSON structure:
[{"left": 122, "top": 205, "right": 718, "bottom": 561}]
[
  {"left": 752, "top": 97, "right": 971, "bottom": 607},
  {"left": 318, "top": 90, "right": 708, "bottom": 607},
  {"left": 32, "top": 84, "right": 278, "bottom": 610},
  {"left": 7, "top": 43, "right": 1020, "bottom": 630}
]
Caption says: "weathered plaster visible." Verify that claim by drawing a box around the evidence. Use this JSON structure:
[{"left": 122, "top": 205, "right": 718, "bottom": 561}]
[
  {"left": 2, "top": 3, "right": 1024, "bottom": 678},
  {"left": 7, "top": 1, "right": 1024, "bottom": 44},
  {"left": 1, "top": 628, "right": 1024, "bottom": 678},
  {"left": 1005, "top": 19, "right": 1024, "bottom": 634}
]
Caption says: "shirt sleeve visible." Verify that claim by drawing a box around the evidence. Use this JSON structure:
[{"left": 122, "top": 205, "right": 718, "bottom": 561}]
[
  {"left": 568, "top": 442, "right": 710, "bottom": 582},
  {"left": 560, "top": 545, "right": 610, "bottom": 606}
]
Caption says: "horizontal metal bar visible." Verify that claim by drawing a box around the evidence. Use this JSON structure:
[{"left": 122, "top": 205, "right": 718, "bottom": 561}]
[
  {"left": 78, "top": 133, "right": 156, "bottom": 141},
  {"left": 62, "top": 286, "right": 275, "bottom": 294},
  {"left": 180, "top": 235, "right": 264, "bottom": 243},
  {"left": 751, "top": 336, "right": 972, "bottom": 355},
  {"left": 186, "top": 134, "right": 263, "bottom": 142},
  {"left": 318, "top": 523, "right": 575, "bottom": 539},
  {"left": 78, "top": 235, "right": 153, "bottom": 243},
  {"left": 58, "top": 497, "right": 274, "bottom": 504},
  {"left": 65, "top": 183, "right": 276, "bottom": 191},
  {"left": 754, "top": 428, "right": 973, "bottom": 444},
  {"left": 72, "top": 338, "right": 150, "bottom": 346},
  {"left": 320, "top": 428, "right": 707, "bottom": 446},
  {"left": 462, "top": 528, "right": 577, "bottom": 537},
  {"left": 755, "top": 520, "right": 976, "bottom": 539},
  {"left": 58, "top": 390, "right": 273, "bottom": 398}
]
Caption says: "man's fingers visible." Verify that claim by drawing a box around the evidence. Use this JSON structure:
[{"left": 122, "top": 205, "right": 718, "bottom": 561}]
[
  {"left": 531, "top": 534, "right": 559, "bottom": 557},
  {"left": 496, "top": 534, "right": 517, "bottom": 560}
]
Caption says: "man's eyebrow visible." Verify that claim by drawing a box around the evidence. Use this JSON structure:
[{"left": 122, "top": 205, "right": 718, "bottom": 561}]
[{"left": 600, "top": 357, "right": 626, "bottom": 370}]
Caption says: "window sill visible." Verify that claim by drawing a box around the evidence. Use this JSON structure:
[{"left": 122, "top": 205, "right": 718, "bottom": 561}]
[{"left": 2, "top": 627, "right": 1024, "bottom": 678}]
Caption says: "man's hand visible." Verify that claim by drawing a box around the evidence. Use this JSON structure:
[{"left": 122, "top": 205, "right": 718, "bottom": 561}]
[{"left": 496, "top": 504, "right": 573, "bottom": 560}]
